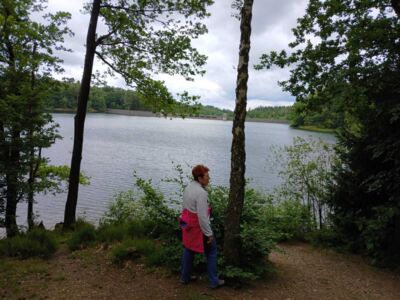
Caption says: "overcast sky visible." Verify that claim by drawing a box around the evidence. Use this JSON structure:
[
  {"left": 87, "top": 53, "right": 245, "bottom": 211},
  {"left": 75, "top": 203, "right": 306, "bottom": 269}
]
[{"left": 44, "top": 0, "right": 308, "bottom": 110}]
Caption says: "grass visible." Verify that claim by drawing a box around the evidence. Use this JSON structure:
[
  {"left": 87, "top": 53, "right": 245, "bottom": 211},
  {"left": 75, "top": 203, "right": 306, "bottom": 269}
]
[
  {"left": 0, "top": 229, "right": 58, "bottom": 259},
  {"left": 110, "top": 238, "right": 162, "bottom": 266},
  {"left": 67, "top": 222, "right": 97, "bottom": 251},
  {"left": 0, "top": 257, "right": 49, "bottom": 296},
  {"left": 297, "top": 125, "right": 335, "bottom": 133}
]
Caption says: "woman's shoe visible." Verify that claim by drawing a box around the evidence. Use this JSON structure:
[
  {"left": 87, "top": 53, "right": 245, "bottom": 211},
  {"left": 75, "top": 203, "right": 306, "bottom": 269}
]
[
  {"left": 179, "top": 275, "right": 198, "bottom": 284},
  {"left": 209, "top": 279, "right": 225, "bottom": 289}
]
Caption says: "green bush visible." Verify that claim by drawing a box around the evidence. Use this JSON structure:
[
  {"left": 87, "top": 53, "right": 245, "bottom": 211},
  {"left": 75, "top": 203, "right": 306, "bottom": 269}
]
[
  {"left": 262, "top": 199, "right": 315, "bottom": 242},
  {"left": 0, "top": 229, "right": 58, "bottom": 259},
  {"left": 125, "top": 219, "right": 158, "bottom": 238},
  {"left": 97, "top": 223, "right": 127, "bottom": 244},
  {"left": 101, "top": 190, "right": 146, "bottom": 225},
  {"left": 207, "top": 186, "right": 277, "bottom": 281},
  {"left": 68, "top": 221, "right": 97, "bottom": 251},
  {"left": 103, "top": 171, "right": 278, "bottom": 282},
  {"left": 111, "top": 239, "right": 139, "bottom": 265},
  {"left": 309, "top": 226, "right": 340, "bottom": 248},
  {"left": 110, "top": 238, "right": 161, "bottom": 266}
]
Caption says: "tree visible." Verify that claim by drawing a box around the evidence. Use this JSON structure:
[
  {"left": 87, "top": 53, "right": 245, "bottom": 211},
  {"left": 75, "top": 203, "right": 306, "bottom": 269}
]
[
  {"left": 223, "top": 0, "right": 253, "bottom": 266},
  {"left": 0, "top": 0, "right": 71, "bottom": 236},
  {"left": 269, "top": 137, "right": 338, "bottom": 229},
  {"left": 63, "top": 0, "right": 214, "bottom": 228},
  {"left": 256, "top": 0, "right": 400, "bottom": 130},
  {"left": 257, "top": 0, "right": 400, "bottom": 262}
]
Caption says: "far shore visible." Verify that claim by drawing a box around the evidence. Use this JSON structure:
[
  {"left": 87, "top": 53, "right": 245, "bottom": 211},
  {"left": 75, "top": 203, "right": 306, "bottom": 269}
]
[{"left": 49, "top": 108, "right": 291, "bottom": 125}]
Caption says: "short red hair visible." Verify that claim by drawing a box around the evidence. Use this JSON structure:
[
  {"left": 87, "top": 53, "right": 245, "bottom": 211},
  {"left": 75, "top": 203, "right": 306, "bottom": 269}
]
[{"left": 192, "top": 165, "right": 209, "bottom": 182}]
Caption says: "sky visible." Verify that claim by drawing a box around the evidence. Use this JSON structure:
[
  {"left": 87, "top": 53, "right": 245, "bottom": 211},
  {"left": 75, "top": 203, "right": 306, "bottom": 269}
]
[{"left": 44, "top": 0, "right": 309, "bottom": 110}]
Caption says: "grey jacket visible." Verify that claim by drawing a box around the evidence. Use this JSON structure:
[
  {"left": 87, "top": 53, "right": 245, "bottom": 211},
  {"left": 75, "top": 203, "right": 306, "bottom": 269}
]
[{"left": 182, "top": 181, "right": 213, "bottom": 237}]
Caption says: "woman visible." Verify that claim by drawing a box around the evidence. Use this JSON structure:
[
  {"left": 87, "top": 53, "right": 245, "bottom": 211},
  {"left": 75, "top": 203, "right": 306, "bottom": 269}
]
[{"left": 179, "top": 164, "right": 224, "bottom": 288}]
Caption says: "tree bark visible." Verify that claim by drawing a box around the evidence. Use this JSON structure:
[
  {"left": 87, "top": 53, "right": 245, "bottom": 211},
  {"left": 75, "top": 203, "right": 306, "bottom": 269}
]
[
  {"left": 27, "top": 43, "right": 37, "bottom": 230},
  {"left": 64, "top": 0, "right": 101, "bottom": 228},
  {"left": 5, "top": 130, "right": 20, "bottom": 237},
  {"left": 223, "top": 0, "right": 253, "bottom": 266},
  {"left": 392, "top": 0, "right": 400, "bottom": 17}
]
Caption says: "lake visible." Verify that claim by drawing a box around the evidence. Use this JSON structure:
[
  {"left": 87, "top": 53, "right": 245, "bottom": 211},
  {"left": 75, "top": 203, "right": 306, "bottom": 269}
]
[{"left": 16, "top": 113, "right": 335, "bottom": 229}]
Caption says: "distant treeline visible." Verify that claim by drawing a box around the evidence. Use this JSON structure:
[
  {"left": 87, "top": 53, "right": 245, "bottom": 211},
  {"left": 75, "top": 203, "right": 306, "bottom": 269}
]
[
  {"left": 247, "top": 106, "right": 291, "bottom": 120},
  {"left": 48, "top": 81, "right": 339, "bottom": 129},
  {"left": 48, "top": 80, "right": 153, "bottom": 112}
]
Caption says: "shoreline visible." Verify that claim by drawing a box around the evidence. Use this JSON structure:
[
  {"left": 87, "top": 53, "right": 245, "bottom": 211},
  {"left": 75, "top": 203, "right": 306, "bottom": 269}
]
[{"left": 49, "top": 108, "right": 290, "bottom": 125}]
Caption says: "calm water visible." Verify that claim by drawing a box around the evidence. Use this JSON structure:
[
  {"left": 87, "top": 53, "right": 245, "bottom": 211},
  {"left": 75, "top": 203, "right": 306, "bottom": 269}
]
[{"left": 16, "top": 113, "right": 335, "bottom": 228}]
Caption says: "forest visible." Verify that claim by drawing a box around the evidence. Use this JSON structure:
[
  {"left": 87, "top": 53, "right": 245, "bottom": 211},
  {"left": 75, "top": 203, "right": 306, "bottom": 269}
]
[{"left": 48, "top": 79, "right": 293, "bottom": 122}]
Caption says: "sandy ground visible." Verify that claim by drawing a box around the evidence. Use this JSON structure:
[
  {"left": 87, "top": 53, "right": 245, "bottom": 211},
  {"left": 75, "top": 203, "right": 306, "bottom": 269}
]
[{"left": 1, "top": 243, "right": 399, "bottom": 300}]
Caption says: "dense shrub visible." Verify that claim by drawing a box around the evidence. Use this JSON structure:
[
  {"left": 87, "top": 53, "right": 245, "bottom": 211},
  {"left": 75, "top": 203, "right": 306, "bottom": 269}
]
[
  {"left": 328, "top": 101, "right": 400, "bottom": 266},
  {"left": 68, "top": 220, "right": 97, "bottom": 251},
  {"left": 110, "top": 238, "right": 161, "bottom": 266},
  {"left": 262, "top": 198, "right": 315, "bottom": 241},
  {"left": 308, "top": 226, "right": 341, "bottom": 248},
  {"left": 96, "top": 223, "right": 127, "bottom": 244},
  {"left": 101, "top": 190, "right": 146, "bottom": 225},
  {"left": 102, "top": 161, "right": 331, "bottom": 281},
  {"left": 0, "top": 229, "right": 57, "bottom": 259},
  {"left": 102, "top": 175, "right": 278, "bottom": 282}
]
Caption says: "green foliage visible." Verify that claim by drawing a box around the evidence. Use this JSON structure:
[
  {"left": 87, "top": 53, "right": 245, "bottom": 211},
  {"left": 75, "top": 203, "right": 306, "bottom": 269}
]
[
  {"left": 262, "top": 199, "right": 314, "bottom": 242},
  {"left": 202, "top": 185, "right": 277, "bottom": 280},
  {"left": 269, "top": 137, "right": 338, "bottom": 229},
  {"left": 36, "top": 163, "right": 90, "bottom": 195},
  {"left": 49, "top": 80, "right": 155, "bottom": 112},
  {"left": 100, "top": 167, "right": 277, "bottom": 282},
  {"left": 96, "top": 219, "right": 157, "bottom": 244},
  {"left": 257, "top": 0, "right": 400, "bottom": 267},
  {"left": 0, "top": 229, "right": 58, "bottom": 259},
  {"left": 0, "top": 0, "right": 72, "bottom": 235},
  {"left": 100, "top": 190, "right": 146, "bottom": 225},
  {"left": 96, "top": 223, "right": 126, "bottom": 244},
  {"left": 67, "top": 220, "right": 97, "bottom": 251},
  {"left": 110, "top": 238, "right": 161, "bottom": 266},
  {"left": 81, "top": 0, "right": 214, "bottom": 116},
  {"left": 289, "top": 100, "right": 343, "bottom": 129},
  {"left": 328, "top": 101, "right": 400, "bottom": 265},
  {"left": 247, "top": 106, "right": 291, "bottom": 121},
  {"left": 257, "top": 0, "right": 400, "bottom": 131},
  {"left": 309, "top": 226, "right": 340, "bottom": 249},
  {"left": 193, "top": 104, "right": 233, "bottom": 118}
]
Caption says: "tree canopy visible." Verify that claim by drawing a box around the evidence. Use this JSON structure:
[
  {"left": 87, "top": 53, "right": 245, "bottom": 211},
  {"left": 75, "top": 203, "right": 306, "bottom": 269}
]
[
  {"left": 256, "top": 0, "right": 400, "bottom": 129},
  {"left": 257, "top": 0, "right": 400, "bottom": 264},
  {"left": 64, "top": 0, "right": 215, "bottom": 227},
  {"left": 0, "top": 0, "right": 72, "bottom": 235}
]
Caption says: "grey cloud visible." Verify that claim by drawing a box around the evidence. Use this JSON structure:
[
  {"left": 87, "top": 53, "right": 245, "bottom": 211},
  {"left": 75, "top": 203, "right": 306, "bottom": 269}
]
[{"left": 43, "top": 0, "right": 308, "bottom": 109}]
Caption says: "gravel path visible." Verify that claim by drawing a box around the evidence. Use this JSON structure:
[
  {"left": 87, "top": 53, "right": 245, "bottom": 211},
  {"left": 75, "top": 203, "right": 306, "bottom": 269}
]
[{"left": 2, "top": 243, "right": 399, "bottom": 299}]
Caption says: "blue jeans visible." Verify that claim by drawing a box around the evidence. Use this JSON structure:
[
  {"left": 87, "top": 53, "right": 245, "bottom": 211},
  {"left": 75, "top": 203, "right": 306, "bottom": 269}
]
[{"left": 180, "top": 237, "right": 219, "bottom": 286}]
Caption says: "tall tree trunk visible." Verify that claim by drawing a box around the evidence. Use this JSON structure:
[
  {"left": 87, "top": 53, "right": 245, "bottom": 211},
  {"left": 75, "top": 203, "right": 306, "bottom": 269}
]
[
  {"left": 27, "top": 149, "right": 35, "bottom": 229},
  {"left": 223, "top": 0, "right": 253, "bottom": 266},
  {"left": 0, "top": 121, "right": 5, "bottom": 220},
  {"left": 393, "top": 0, "right": 400, "bottom": 251},
  {"left": 27, "top": 43, "right": 37, "bottom": 230},
  {"left": 63, "top": 0, "right": 101, "bottom": 228},
  {"left": 392, "top": 0, "right": 400, "bottom": 17},
  {"left": 5, "top": 130, "right": 20, "bottom": 237},
  {"left": 28, "top": 147, "right": 40, "bottom": 230}
]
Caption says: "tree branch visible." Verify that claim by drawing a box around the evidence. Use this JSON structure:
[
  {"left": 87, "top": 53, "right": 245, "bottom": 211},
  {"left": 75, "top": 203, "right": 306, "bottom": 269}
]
[
  {"left": 94, "top": 50, "right": 132, "bottom": 82},
  {"left": 99, "top": 4, "right": 179, "bottom": 13},
  {"left": 391, "top": 0, "right": 400, "bottom": 17},
  {"left": 95, "top": 29, "right": 117, "bottom": 46},
  {"left": 99, "top": 40, "right": 146, "bottom": 53}
]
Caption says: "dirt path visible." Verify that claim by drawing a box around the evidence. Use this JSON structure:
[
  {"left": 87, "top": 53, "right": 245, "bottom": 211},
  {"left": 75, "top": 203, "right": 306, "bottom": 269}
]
[{"left": 1, "top": 243, "right": 399, "bottom": 299}]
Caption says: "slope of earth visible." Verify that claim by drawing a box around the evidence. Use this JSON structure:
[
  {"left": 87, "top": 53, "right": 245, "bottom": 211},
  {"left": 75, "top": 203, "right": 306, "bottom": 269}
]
[{"left": 1, "top": 243, "right": 399, "bottom": 300}]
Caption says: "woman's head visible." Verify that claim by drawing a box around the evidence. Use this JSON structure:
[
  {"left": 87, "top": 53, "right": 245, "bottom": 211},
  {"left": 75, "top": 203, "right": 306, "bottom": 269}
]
[{"left": 192, "top": 164, "right": 210, "bottom": 186}]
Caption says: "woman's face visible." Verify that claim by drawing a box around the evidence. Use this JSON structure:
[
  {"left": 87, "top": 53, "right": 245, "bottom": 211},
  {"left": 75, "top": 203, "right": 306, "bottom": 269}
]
[{"left": 198, "top": 172, "right": 210, "bottom": 187}]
